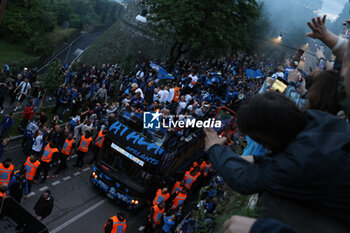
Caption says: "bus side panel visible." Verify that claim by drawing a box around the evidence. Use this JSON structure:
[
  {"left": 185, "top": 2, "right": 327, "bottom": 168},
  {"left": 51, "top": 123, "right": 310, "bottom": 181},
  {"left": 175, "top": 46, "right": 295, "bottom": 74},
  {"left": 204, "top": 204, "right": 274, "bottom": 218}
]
[{"left": 161, "top": 137, "right": 204, "bottom": 177}]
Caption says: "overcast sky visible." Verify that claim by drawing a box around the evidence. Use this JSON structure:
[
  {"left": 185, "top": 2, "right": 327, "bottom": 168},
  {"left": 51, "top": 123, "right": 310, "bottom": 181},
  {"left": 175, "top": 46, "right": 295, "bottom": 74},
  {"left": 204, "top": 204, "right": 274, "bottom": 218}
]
[{"left": 316, "top": 0, "right": 348, "bottom": 21}]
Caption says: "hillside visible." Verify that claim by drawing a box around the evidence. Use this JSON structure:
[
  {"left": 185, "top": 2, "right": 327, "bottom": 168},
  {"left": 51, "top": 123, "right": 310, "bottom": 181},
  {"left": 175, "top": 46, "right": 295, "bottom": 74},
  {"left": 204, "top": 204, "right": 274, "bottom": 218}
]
[{"left": 79, "top": 0, "right": 168, "bottom": 67}]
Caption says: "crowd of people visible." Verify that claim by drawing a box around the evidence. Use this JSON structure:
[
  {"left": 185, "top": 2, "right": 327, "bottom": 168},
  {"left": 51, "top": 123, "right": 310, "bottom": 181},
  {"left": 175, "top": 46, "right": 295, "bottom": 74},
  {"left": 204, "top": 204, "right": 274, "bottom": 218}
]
[{"left": 0, "top": 13, "right": 349, "bottom": 233}]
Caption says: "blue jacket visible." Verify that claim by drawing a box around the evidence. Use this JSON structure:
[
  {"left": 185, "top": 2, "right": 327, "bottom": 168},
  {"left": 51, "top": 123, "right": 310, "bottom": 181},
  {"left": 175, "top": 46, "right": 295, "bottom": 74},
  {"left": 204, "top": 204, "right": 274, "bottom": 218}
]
[
  {"left": 209, "top": 110, "right": 350, "bottom": 222},
  {"left": 162, "top": 216, "right": 175, "bottom": 233}
]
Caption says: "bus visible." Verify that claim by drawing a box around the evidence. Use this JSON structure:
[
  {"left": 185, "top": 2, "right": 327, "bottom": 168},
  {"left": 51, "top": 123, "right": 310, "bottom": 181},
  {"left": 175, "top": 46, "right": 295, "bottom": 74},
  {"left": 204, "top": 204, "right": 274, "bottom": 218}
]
[{"left": 90, "top": 106, "right": 236, "bottom": 210}]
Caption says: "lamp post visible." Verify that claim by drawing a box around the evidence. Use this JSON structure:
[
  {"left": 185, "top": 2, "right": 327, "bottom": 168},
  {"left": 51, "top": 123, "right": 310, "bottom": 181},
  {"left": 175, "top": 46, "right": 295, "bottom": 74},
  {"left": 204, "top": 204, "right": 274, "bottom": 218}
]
[{"left": 0, "top": 0, "right": 8, "bottom": 24}]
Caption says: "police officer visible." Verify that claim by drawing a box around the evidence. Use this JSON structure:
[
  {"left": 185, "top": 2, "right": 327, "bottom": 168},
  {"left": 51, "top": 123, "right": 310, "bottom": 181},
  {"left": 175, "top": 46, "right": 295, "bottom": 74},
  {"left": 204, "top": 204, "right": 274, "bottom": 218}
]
[
  {"left": 37, "top": 141, "right": 59, "bottom": 183},
  {"left": 90, "top": 127, "right": 107, "bottom": 164},
  {"left": 55, "top": 133, "right": 75, "bottom": 174},
  {"left": 0, "top": 158, "right": 14, "bottom": 185},
  {"left": 145, "top": 201, "right": 165, "bottom": 233},
  {"left": 8, "top": 168, "right": 29, "bottom": 203},
  {"left": 74, "top": 131, "right": 93, "bottom": 168},
  {"left": 23, "top": 154, "right": 40, "bottom": 192},
  {"left": 103, "top": 213, "right": 127, "bottom": 233}
]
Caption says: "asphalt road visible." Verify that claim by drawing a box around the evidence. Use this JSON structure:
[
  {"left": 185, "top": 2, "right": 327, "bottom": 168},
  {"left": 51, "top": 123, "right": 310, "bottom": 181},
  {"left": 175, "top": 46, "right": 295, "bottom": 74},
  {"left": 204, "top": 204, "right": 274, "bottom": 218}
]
[
  {"left": 9, "top": 145, "right": 148, "bottom": 233},
  {"left": 38, "top": 31, "right": 104, "bottom": 75}
]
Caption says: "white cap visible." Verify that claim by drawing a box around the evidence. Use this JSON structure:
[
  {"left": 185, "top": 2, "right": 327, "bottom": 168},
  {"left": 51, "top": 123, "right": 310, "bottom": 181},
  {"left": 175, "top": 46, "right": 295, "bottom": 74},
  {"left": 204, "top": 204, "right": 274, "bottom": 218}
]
[{"left": 24, "top": 67, "right": 28, "bottom": 71}]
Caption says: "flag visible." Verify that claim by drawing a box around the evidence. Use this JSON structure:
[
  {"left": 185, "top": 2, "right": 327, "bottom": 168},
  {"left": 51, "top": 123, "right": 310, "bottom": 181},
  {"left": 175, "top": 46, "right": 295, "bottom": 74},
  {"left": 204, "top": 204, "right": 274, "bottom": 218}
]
[
  {"left": 231, "top": 66, "right": 237, "bottom": 75},
  {"left": 150, "top": 63, "right": 174, "bottom": 80},
  {"left": 246, "top": 69, "right": 264, "bottom": 79}
]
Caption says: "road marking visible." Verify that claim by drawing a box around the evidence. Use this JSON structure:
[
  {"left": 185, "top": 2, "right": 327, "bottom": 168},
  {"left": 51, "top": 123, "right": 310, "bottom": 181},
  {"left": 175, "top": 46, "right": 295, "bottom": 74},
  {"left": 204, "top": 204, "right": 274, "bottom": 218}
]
[
  {"left": 39, "top": 186, "right": 48, "bottom": 192},
  {"left": 52, "top": 181, "right": 61, "bottom": 186},
  {"left": 50, "top": 199, "right": 107, "bottom": 233},
  {"left": 27, "top": 192, "right": 35, "bottom": 198},
  {"left": 82, "top": 167, "right": 90, "bottom": 172},
  {"left": 63, "top": 176, "right": 71, "bottom": 181},
  {"left": 138, "top": 226, "right": 145, "bottom": 231},
  {"left": 73, "top": 172, "right": 81, "bottom": 176}
]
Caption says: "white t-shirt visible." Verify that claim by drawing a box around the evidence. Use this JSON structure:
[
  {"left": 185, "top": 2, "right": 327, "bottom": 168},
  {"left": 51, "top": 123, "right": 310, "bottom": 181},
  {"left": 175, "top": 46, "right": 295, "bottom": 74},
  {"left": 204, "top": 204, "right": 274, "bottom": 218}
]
[
  {"left": 158, "top": 90, "right": 170, "bottom": 103},
  {"left": 176, "top": 101, "right": 187, "bottom": 114},
  {"left": 168, "top": 88, "right": 175, "bottom": 103},
  {"left": 135, "top": 88, "right": 144, "bottom": 98},
  {"left": 185, "top": 94, "right": 192, "bottom": 104},
  {"left": 19, "top": 81, "right": 31, "bottom": 95},
  {"left": 188, "top": 74, "right": 198, "bottom": 88},
  {"left": 136, "top": 70, "right": 144, "bottom": 79},
  {"left": 32, "top": 135, "right": 44, "bottom": 152}
]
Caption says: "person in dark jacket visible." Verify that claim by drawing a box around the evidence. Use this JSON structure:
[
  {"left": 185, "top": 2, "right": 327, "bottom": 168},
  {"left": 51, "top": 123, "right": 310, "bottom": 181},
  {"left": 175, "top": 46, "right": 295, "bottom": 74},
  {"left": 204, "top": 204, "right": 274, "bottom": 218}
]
[
  {"left": 8, "top": 169, "right": 29, "bottom": 203},
  {"left": 223, "top": 215, "right": 295, "bottom": 233},
  {"left": 34, "top": 190, "right": 54, "bottom": 221},
  {"left": 0, "top": 112, "right": 14, "bottom": 138},
  {"left": 205, "top": 92, "right": 350, "bottom": 222}
]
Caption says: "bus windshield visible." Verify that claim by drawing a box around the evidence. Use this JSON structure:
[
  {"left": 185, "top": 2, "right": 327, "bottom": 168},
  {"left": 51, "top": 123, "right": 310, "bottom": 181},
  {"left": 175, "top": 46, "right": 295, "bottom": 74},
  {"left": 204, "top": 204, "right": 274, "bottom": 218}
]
[
  {"left": 100, "top": 142, "right": 154, "bottom": 190},
  {"left": 117, "top": 107, "right": 168, "bottom": 147}
]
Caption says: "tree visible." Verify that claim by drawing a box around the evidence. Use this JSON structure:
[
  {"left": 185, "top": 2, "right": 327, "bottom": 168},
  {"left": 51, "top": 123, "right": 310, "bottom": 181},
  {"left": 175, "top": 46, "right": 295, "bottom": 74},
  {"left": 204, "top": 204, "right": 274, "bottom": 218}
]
[{"left": 147, "top": 0, "right": 261, "bottom": 71}]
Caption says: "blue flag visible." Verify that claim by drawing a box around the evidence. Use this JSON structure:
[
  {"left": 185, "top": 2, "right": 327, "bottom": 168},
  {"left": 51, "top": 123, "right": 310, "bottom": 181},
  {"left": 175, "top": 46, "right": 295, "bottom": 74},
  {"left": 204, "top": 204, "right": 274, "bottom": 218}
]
[
  {"left": 246, "top": 69, "right": 264, "bottom": 79},
  {"left": 150, "top": 63, "right": 174, "bottom": 80},
  {"left": 231, "top": 66, "right": 237, "bottom": 75}
]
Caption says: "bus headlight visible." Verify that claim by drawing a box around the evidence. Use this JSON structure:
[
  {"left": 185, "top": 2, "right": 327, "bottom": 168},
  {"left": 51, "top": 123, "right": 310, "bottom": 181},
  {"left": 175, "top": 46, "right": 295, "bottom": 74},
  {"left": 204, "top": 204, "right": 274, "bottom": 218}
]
[{"left": 131, "top": 199, "right": 139, "bottom": 205}]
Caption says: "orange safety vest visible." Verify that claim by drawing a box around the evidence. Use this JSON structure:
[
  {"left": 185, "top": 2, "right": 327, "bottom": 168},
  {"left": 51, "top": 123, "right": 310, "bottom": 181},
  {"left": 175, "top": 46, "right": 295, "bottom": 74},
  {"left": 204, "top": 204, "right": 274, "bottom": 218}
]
[
  {"left": 173, "top": 87, "right": 180, "bottom": 102},
  {"left": 79, "top": 135, "right": 92, "bottom": 152},
  {"left": 183, "top": 171, "right": 198, "bottom": 190},
  {"left": 0, "top": 191, "right": 6, "bottom": 198},
  {"left": 61, "top": 138, "right": 75, "bottom": 155},
  {"left": 41, "top": 144, "right": 59, "bottom": 163},
  {"left": 95, "top": 130, "right": 105, "bottom": 148},
  {"left": 103, "top": 216, "right": 127, "bottom": 233},
  {"left": 201, "top": 161, "right": 212, "bottom": 177},
  {"left": 153, "top": 189, "right": 170, "bottom": 205},
  {"left": 24, "top": 157, "right": 40, "bottom": 181},
  {"left": 152, "top": 205, "right": 165, "bottom": 225},
  {"left": 0, "top": 163, "right": 14, "bottom": 185},
  {"left": 171, "top": 181, "right": 183, "bottom": 195},
  {"left": 172, "top": 192, "right": 187, "bottom": 209}
]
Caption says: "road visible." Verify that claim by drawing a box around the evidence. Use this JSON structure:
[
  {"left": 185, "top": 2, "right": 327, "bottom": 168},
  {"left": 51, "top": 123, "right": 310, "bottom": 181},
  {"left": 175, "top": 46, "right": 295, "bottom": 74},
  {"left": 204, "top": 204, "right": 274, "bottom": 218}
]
[
  {"left": 38, "top": 31, "right": 104, "bottom": 75},
  {"left": 8, "top": 144, "right": 148, "bottom": 233}
]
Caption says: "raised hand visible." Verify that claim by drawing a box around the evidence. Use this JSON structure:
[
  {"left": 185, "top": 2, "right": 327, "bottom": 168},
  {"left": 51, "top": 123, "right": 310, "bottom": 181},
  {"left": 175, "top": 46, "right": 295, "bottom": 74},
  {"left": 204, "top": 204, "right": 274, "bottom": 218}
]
[{"left": 306, "top": 15, "right": 327, "bottom": 39}]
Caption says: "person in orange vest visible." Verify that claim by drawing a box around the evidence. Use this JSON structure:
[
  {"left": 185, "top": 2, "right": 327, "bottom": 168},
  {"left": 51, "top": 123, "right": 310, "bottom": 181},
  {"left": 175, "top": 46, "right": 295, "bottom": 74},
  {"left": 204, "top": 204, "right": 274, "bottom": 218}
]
[
  {"left": 90, "top": 127, "right": 107, "bottom": 164},
  {"left": 0, "top": 183, "right": 7, "bottom": 199},
  {"left": 171, "top": 179, "right": 186, "bottom": 195},
  {"left": 153, "top": 187, "right": 170, "bottom": 206},
  {"left": 38, "top": 141, "right": 59, "bottom": 183},
  {"left": 103, "top": 213, "right": 127, "bottom": 233},
  {"left": 172, "top": 84, "right": 180, "bottom": 103},
  {"left": 0, "top": 158, "right": 14, "bottom": 185},
  {"left": 200, "top": 158, "right": 212, "bottom": 177},
  {"left": 183, "top": 166, "right": 200, "bottom": 190},
  {"left": 172, "top": 188, "right": 187, "bottom": 210},
  {"left": 23, "top": 154, "right": 40, "bottom": 192},
  {"left": 145, "top": 201, "right": 165, "bottom": 233},
  {"left": 74, "top": 131, "right": 93, "bottom": 168},
  {"left": 55, "top": 133, "right": 75, "bottom": 175}
]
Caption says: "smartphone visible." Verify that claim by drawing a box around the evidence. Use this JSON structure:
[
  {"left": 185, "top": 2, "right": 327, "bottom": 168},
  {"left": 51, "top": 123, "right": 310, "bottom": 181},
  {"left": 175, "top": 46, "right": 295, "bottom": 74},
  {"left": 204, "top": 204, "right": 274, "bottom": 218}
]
[
  {"left": 270, "top": 77, "right": 289, "bottom": 93},
  {"left": 318, "top": 58, "right": 327, "bottom": 70}
]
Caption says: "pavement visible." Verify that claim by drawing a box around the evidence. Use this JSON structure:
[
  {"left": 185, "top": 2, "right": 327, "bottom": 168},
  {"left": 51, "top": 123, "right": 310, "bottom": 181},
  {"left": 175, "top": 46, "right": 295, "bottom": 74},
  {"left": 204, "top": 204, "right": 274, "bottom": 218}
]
[{"left": 9, "top": 145, "right": 149, "bottom": 233}]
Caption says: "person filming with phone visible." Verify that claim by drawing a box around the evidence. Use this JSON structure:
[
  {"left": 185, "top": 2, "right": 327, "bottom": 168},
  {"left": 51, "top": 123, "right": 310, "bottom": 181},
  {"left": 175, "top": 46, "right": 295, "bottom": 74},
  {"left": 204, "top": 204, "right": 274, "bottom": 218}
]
[{"left": 204, "top": 91, "right": 350, "bottom": 223}]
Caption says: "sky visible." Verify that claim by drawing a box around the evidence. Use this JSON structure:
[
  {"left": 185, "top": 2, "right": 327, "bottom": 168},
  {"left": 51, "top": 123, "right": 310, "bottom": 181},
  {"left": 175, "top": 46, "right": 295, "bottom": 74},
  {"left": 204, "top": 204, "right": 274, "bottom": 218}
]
[{"left": 315, "top": 0, "right": 348, "bottom": 21}]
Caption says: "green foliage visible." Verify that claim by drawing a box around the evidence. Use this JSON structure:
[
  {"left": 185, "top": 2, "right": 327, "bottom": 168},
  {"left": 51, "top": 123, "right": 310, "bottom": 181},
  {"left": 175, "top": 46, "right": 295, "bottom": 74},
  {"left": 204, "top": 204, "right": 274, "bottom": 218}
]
[
  {"left": 119, "top": 54, "right": 133, "bottom": 73},
  {"left": 147, "top": 0, "right": 262, "bottom": 67},
  {"left": 0, "top": 0, "right": 121, "bottom": 57},
  {"left": 194, "top": 184, "right": 256, "bottom": 233},
  {"left": 38, "top": 59, "right": 63, "bottom": 94}
]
